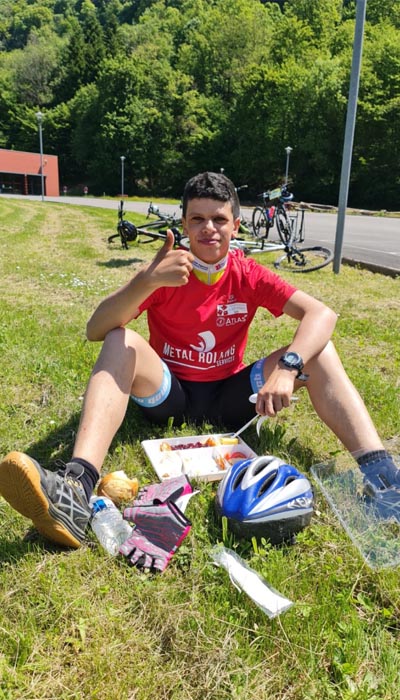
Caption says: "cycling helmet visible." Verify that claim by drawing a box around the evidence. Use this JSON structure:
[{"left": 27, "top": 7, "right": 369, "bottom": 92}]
[
  {"left": 120, "top": 220, "right": 137, "bottom": 242},
  {"left": 280, "top": 185, "right": 294, "bottom": 202},
  {"left": 216, "top": 456, "right": 314, "bottom": 544}
]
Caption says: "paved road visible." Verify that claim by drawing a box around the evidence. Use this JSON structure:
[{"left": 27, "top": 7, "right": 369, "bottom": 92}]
[{"left": 5, "top": 194, "right": 400, "bottom": 274}]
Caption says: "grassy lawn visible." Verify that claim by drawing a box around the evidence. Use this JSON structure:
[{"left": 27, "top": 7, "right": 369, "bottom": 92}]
[{"left": 0, "top": 197, "right": 399, "bottom": 700}]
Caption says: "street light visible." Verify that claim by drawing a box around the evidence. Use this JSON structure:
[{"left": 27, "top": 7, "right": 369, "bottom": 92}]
[
  {"left": 36, "top": 111, "right": 45, "bottom": 201},
  {"left": 120, "top": 155, "right": 126, "bottom": 196},
  {"left": 284, "top": 146, "right": 293, "bottom": 185},
  {"left": 333, "top": 0, "right": 367, "bottom": 274}
]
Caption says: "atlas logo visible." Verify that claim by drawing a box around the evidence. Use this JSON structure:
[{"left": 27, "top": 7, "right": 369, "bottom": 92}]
[{"left": 216, "top": 302, "right": 248, "bottom": 327}]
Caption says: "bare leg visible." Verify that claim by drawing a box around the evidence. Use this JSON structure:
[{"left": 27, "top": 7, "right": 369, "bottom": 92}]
[
  {"left": 263, "top": 341, "right": 384, "bottom": 456},
  {"left": 73, "top": 328, "right": 164, "bottom": 471}
]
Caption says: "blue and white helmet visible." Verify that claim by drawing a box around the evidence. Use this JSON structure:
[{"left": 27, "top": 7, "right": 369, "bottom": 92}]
[{"left": 216, "top": 455, "right": 314, "bottom": 544}]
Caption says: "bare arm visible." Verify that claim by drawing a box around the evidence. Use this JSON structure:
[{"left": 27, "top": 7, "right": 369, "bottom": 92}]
[
  {"left": 256, "top": 290, "right": 338, "bottom": 416},
  {"left": 279, "top": 289, "right": 338, "bottom": 363},
  {"left": 86, "top": 231, "right": 194, "bottom": 341}
]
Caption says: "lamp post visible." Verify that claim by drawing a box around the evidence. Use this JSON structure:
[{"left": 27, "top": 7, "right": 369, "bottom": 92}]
[
  {"left": 120, "top": 155, "right": 126, "bottom": 196},
  {"left": 36, "top": 111, "right": 45, "bottom": 201},
  {"left": 333, "top": 0, "right": 367, "bottom": 274},
  {"left": 284, "top": 146, "right": 293, "bottom": 185}
]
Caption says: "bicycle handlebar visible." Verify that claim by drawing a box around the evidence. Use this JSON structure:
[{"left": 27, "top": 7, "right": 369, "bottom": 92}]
[
  {"left": 257, "top": 185, "right": 293, "bottom": 202},
  {"left": 147, "top": 202, "right": 160, "bottom": 217}
]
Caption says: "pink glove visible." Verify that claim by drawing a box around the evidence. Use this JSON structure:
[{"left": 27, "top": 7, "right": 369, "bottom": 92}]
[
  {"left": 119, "top": 501, "right": 191, "bottom": 573},
  {"left": 125, "top": 474, "right": 192, "bottom": 511}
]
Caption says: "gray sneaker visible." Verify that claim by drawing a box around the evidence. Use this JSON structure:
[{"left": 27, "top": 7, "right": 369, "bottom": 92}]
[
  {"left": 361, "top": 455, "right": 400, "bottom": 521},
  {"left": 0, "top": 451, "right": 91, "bottom": 548}
]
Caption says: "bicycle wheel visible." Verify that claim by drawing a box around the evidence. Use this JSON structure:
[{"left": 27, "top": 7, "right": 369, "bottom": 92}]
[
  {"left": 275, "top": 207, "right": 292, "bottom": 245},
  {"left": 252, "top": 207, "right": 269, "bottom": 239},
  {"left": 274, "top": 246, "right": 333, "bottom": 273}
]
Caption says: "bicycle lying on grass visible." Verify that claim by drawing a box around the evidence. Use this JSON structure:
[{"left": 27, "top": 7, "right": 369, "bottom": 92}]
[
  {"left": 108, "top": 200, "right": 184, "bottom": 249},
  {"left": 146, "top": 201, "right": 182, "bottom": 230},
  {"left": 235, "top": 184, "right": 253, "bottom": 236}
]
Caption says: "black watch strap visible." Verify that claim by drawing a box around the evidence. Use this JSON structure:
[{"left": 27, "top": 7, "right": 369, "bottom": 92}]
[{"left": 295, "top": 370, "right": 309, "bottom": 382}]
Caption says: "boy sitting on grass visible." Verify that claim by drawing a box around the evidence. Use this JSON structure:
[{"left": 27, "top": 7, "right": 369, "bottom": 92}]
[{"left": 0, "top": 171, "right": 398, "bottom": 549}]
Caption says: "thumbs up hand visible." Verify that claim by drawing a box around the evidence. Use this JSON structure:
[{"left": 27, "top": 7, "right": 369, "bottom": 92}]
[
  {"left": 157, "top": 229, "right": 175, "bottom": 256},
  {"left": 147, "top": 229, "right": 193, "bottom": 287}
]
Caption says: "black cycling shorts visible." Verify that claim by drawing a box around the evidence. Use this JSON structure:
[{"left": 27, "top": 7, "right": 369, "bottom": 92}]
[{"left": 137, "top": 363, "right": 260, "bottom": 432}]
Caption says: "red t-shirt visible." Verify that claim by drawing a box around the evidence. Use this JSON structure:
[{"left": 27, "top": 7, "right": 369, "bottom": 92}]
[{"left": 138, "top": 249, "right": 296, "bottom": 382}]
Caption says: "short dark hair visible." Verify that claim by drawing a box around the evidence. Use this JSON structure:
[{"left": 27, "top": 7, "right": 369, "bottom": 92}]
[{"left": 182, "top": 172, "right": 240, "bottom": 219}]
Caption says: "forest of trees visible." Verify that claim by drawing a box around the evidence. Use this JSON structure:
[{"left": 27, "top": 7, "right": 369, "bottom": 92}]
[{"left": 1, "top": 0, "right": 399, "bottom": 208}]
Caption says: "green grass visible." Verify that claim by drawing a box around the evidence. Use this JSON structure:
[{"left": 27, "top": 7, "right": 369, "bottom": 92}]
[{"left": 0, "top": 198, "right": 399, "bottom": 699}]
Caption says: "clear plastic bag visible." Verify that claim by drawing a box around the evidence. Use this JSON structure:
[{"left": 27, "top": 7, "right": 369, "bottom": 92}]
[
  {"left": 311, "top": 451, "right": 400, "bottom": 570},
  {"left": 210, "top": 545, "right": 293, "bottom": 618}
]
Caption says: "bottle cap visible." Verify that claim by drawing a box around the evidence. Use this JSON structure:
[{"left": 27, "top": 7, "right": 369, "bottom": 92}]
[{"left": 91, "top": 498, "right": 107, "bottom": 515}]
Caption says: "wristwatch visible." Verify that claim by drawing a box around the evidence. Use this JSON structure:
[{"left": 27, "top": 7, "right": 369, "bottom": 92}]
[{"left": 279, "top": 351, "right": 309, "bottom": 381}]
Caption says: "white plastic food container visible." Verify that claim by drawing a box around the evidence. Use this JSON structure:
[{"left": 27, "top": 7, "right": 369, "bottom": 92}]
[{"left": 141, "top": 433, "right": 257, "bottom": 482}]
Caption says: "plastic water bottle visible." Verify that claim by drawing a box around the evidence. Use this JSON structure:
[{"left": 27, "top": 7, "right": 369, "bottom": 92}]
[{"left": 90, "top": 496, "right": 133, "bottom": 556}]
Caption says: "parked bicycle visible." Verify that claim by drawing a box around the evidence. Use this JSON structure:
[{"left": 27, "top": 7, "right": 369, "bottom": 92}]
[
  {"left": 252, "top": 184, "right": 299, "bottom": 245},
  {"left": 233, "top": 184, "right": 333, "bottom": 272}
]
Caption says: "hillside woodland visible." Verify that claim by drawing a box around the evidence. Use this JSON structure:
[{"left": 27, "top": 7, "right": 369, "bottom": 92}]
[{"left": 0, "top": 0, "right": 399, "bottom": 207}]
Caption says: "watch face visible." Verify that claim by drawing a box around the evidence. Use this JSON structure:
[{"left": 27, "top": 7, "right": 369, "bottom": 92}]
[
  {"left": 286, "top": 352, "right": 300, "bottom": 364},
  {"left": 281, "top": 352, "right": 303, "bottom": 369}
]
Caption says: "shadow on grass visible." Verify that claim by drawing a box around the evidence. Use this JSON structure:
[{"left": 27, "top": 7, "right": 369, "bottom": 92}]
[
  {"left": 0, "top": 524, "right": 100, "bottom": 562},
  {"left": 97, "top": 256, "right": 146, "bottom": 268},
  {"left": 0, "top": 536, "right": 64, "bottom": 563},
  {"left": 196, "top": 490, "right": 299, "bottom": 579},
  {"left": 23, "top": 412, "right": 82, "bottom": 467},
  {"left": 24, "top": 400, "right": 162, "bottom": 469}
]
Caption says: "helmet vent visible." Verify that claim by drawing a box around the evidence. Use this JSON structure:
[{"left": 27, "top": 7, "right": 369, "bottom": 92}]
[
  {"left": 233, "top": 468, "right": 246, "bottom": 491},
  {"left": 253, "top": 459, "right": 269, "bottom": 476},
  {"left": 257, "top": 471, "right": 278, "bottom": 497},
  {"left": 284, "top": 476, "right": 297, "bottom": 486}
]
